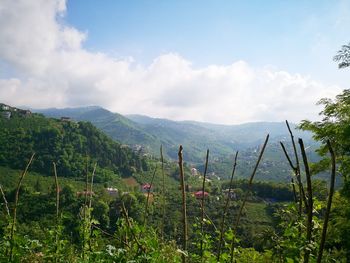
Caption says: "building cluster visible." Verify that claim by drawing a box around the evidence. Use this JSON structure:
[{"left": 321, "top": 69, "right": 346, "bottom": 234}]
[{"left": 0, "top": 103, "right": 32, "bottom": 119}]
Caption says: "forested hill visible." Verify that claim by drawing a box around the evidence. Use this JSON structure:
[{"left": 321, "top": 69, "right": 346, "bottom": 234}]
[
  {"left": 0, "top": 110, "right": 148, "bottom": 180},
  {"left": 35, "top": 106, "right": 314, "bottom": 164}
]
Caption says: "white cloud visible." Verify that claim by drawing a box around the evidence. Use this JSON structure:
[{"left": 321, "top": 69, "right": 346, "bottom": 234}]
[{"left": 0, "top": 0, "right": 343, "bottom": 124}]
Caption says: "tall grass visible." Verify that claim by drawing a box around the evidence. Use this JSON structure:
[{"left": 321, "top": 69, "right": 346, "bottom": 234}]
[
  {"left": 299, "top": 138, "right": 313, "bottom": 263},
  {"left": 199, "top": 149, "right": 209, "bottom": 259},
  {"left": 284, "top": 120, "right": 307, "bottom": 214},
  {"left": 317, "top": 140, "right": 336, "bottom": 263},
  {"left": 9, "top": 153, "right": 35, "bottom": 261},
  {"left": 143, "top": 165, "right": 157, "bottom": 227},
  {"left": 178, "top": 145, "right": 188, "bottom": 263},
  {"left": 217, "top": 151, "right": 238, "bottom": 261},
  {"left": 160, "top": 145, "right": 166, "bottom": 240},
  {"left": 0, "top": 184, "right": 9, "bottom": 217},
  {"left": 230, "top": 135, "right": 269, "bottom": 263},
  {"left": 53, "top": 162, "right": 60, "bottom": 263}
]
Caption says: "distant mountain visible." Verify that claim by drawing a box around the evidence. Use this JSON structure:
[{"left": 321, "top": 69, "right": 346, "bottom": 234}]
[
  {"left": 35, "top": 107, "right": 315, "bottom": 165},
  {"left": 35, "top": 107, "right": 161, "bottom": 155},
  {"left": 31, "top": 106, "right": 329, "bottom": 183},
  {"left": 126, "top": 114, "right": 325, "bottom": 182}
]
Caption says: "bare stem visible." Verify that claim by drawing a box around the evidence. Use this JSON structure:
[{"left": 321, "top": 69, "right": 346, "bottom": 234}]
[
  {"left": 84, "top": 156, "right": 89, "bottom": 208},
  {"left": 299, "top": 138, "right": 313, "bottom": 263},
  {"left": 88, "top": 163, "right": 97, "bottom": 210},
  {"left": 143, "top": 165, "right": 157, "bottom": 227},
  {"left": 53, "top": 162, "right": 60, "bottom": 219},
  {"left": 178, "top": 145, "right": 188, "bottom": 263},
  {"left": 9, "top": 153, "right": 35, "bottom": 261},
  {"left": 200, "top": 149, "right": 209, "bottom": 259},
  {"left": 217, "top": 151, "right": 238, "bottom": 261},
  {"left": 285, "top": 120, "right": 307, "bottom": 212},
  {"left": 317, "top": 140, "right": 336, "bottom": 263},
  {"left": 82, "top": 155, "right": 89, "bottom": 260},
  {"left": 0, "top": 184, "right": 10, "bottom": 217},
  {"left": 230, "top": 135, "right": 269, "bottom": 263},
  {"left": 291, "top": 178, "right": 298, "bottom": 204},
  {"left": 121, "top": 202, "right": 145, "bottom": 252},
  {"left": 88, "top": 163, "right": 97, "bottom": 252},
  {"left": 160, "top": 145, "right": 166, "bottom": 241},
  {"left": 53, "top": 162, "right": 60, "bottom": 263},
  {"left": 280, "top": 141, "right": 307, "bottom": 214}
]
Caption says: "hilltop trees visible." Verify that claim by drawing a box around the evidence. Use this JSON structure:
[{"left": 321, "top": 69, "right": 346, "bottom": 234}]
[
  {"left": 299, "top": 45, "right": 350, "bottom": 260},
  {"left": 334, "top": 42, "right": 350, "bottom": 68},
  {"left": 0, "top": 114, "right": 149, "bottom": 179}
]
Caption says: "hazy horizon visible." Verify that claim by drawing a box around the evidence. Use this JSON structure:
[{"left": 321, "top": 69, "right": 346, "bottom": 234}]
[{"left": 17, "top": 103, "right": 304, "bottom": 126}]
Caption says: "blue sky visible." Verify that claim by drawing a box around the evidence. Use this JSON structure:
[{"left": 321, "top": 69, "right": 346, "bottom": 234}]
[
  {"left": 65, "top": 1, "right": 348, "bottom": 78},
  {"left": 0, "top": 0, "right": 348, "bottom": 124}
]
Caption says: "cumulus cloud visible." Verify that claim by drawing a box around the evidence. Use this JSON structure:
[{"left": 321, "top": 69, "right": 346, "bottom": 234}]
[{"left": 0, "top": 0, "right": 342, "bottom": 124}]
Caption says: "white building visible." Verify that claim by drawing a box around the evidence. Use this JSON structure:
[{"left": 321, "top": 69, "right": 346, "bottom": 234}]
[{"left": 191, "top": 168, "right": 198, "bottom": 176}]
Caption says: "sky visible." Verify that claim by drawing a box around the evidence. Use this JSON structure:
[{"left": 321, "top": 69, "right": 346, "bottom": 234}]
[{"left": 0, "top": 0, "right": 348, "bottom": 124}]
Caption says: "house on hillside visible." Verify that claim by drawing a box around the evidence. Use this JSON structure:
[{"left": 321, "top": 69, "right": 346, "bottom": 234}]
[
  {"left": 191, "top": 168, "right": 198, "bottom": 176},
  {"left": 223, "top": 188, "right": 243, "bottom": 200},
  {"left": 76, "top": 190, "right": 95, "bottom": 197},
  {"left": 18, "top": 109, "right": 31, "bottom": 117},
  {"left": 194, "top": 190, "right": 209, "bottom": 199},
  {"left": 60, "top": 116, "right": 72, "bottom": 122},
  {"left": 141, "top": 183, "right": 152, "bottom": 193},
  {"left": 106, "top": 187, "right": 118, "bottom": 197},
  {"left": 0, "top": 103, "right": 10, "bottom": 111},
  {"left": 1, "top": 111, "right": 11, "bottom": 119}
]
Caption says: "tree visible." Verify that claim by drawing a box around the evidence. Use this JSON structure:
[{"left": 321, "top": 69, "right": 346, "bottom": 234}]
[
  {"left": 333, "top": 42, "right": 350, "bottom": 68},
  {"left": 299, "top": 46, "right": 350, "bottom": 260}
]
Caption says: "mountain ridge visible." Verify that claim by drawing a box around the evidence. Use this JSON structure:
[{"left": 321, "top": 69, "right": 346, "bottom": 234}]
[{"left": 34, "top": 106, "right": 314, "bottom": 164}]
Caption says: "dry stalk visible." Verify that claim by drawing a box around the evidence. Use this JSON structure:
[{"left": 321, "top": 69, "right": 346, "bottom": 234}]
[
  {"left": 178, "top": 145, "right": 188, "bottom": 263},
  {"left": 317, "top": 140, "right": 336, "bottom": 263},
  {"left": 53, "top": 162, "right": 59, "bottom": 219},
  {"left": 88, "top": 163, "right": 97, "bottom": 252},
  {"left": 88, "top": 163, "right": 97, "bottom": 210},
  {"left": 84, "top": 156, "right": 89, "bottom": 208},
  {"left": 230, "top": 135, "right": 269, "bottom": 263},
  {"left": 121, "top": 202, "right": 145, "bottom": 252},
  {"left": 0, "top": 184, "right": 10, "bottom": 217},
  {"left": 82, "top": 155, "right": 89, "bottom": 260},
  {"left": 143, "top": 165, "right": 157, "bottom": 227},
  {"left": 91, "top": 224, "right": 131, "bottom": 249},
  {"left": 160, "top": 145, "right": 166, "bottom": 240},
  {"left": 299, "top": 138, "right": 313, "bottom": 263},
  {"left": 200, "top": 149, "right": 209, "bottom": 259},
  {"left": 291, "top": 178, "right": 298, "bottom": 204},
  {"left": 285, "top": 120, "right": 307, "bottom": 212},
  {"left": 280, "top": 141, "right": 307, "bottom": 215},
  {"left": 217, "top": 151, "right": 238, "bottom": 261},
  {"left": 9, "top": 153, "right": 35, "bottom": 261},
  {"left": 53, "top": 162, "right": 60, "bottom": 263}
]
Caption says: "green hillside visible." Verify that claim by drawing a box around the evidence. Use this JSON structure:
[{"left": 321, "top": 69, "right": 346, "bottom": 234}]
[
  {"left": 34, "top": 107, "right": 321, "bottom": 182},
  {"left": 0, "top": 111, "right": 149, "bottom": 182},
  {"left": 36, "top": 107, "right": 315, "bottom": 164}
]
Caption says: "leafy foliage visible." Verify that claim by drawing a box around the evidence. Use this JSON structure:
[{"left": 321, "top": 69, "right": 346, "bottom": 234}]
[
  {"left": 300, "top": 89, "right": 350, "bottom": 261},
  {"left": 333, "top": 43, "right": 350, "bottom": 68},
  {"left": 0, "top": 113, "right": 148, "bottom": 179}
]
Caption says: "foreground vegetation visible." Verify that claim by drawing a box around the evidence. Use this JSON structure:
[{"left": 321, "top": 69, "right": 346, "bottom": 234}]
[{"left": 1, "top": 48, "right": 350, "bottom": 261}]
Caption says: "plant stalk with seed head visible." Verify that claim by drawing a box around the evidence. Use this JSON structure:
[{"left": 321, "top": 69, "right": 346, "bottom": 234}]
[
  {"left": 9, "top": 153, "right": 35, "bottom": 261},
  {"left": 217, "top": 151, "right": 238, "bottom": 261},
  {"left": 200, "top": 149, "right": 209, "bottom": 259},
  {"left": 178, "top": 145, "right": 187, "bottom": 263},
  {"left": 317, "top": 140, "right": 336, "bottom": 263},
  {"left": 230, "top": 135, "right": 269, "bottom": 263}
]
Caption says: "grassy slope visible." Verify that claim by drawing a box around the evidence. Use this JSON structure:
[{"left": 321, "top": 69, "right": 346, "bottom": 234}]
[{"left": 0, "top": 166, "right": 126, "bottom": 193}]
